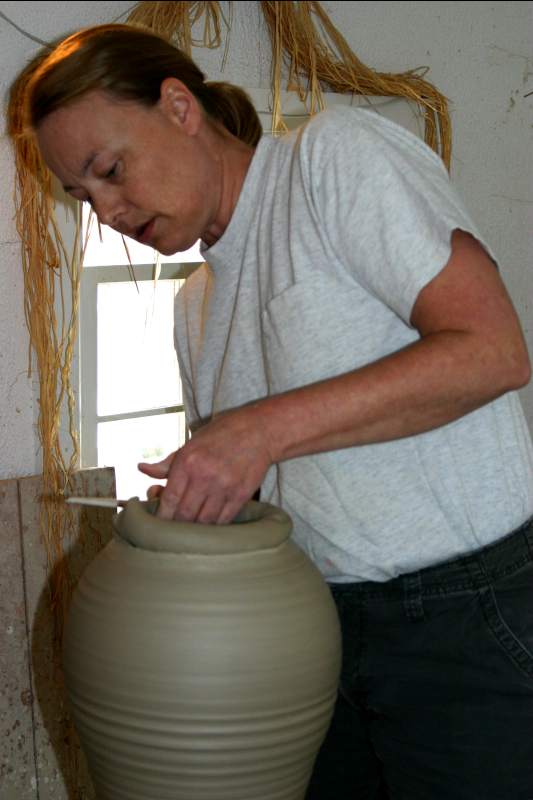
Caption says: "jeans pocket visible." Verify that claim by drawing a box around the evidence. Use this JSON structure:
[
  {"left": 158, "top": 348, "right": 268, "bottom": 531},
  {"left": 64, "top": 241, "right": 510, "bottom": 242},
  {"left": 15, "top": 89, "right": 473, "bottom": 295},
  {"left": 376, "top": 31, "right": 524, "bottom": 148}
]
[{"left": 477, "top": 560, "right": 533, "bottom": 679}]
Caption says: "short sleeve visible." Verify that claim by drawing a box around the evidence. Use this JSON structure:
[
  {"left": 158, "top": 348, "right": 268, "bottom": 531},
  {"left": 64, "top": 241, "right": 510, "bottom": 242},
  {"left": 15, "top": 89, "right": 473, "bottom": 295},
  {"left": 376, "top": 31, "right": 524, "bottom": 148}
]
[{"left": 312, "top": 109, "right": 491, "bottom": 323}]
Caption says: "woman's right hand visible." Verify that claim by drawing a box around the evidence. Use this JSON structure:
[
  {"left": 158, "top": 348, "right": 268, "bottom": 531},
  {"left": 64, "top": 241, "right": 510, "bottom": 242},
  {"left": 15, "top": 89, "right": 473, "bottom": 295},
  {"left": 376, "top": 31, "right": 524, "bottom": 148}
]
[{"left": 138, "top": 403, "right": 274, "bottom": 524}]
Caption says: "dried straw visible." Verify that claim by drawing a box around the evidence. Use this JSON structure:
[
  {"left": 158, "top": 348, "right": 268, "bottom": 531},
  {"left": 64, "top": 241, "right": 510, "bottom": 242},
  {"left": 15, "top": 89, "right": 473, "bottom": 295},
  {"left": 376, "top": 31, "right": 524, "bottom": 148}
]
[
  {"left": 127, "top": 0, "right": 228, "bottom": 55},
  {"left": 7, "top": 61, "right": 83, "bottom": 631},
  {"left": 260, "top": 0, "right": 452, "bottom": 169},
  {"left": 7, "top": 60, "right": 89, "bottom": 798}
]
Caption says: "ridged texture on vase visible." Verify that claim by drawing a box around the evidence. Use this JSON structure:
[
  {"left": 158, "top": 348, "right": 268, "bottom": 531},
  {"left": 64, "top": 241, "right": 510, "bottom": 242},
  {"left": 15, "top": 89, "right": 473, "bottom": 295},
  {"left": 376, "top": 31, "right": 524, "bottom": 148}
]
[{"left": 63, "top": 500, "right": 341, "bottom": 800}]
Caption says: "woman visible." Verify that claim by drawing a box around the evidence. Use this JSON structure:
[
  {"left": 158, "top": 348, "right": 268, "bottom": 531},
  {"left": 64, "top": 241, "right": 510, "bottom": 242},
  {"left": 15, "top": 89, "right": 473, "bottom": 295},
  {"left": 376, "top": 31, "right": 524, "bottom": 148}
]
[{"left": 14, "top": 23, "right": 533, "bottom": 800}]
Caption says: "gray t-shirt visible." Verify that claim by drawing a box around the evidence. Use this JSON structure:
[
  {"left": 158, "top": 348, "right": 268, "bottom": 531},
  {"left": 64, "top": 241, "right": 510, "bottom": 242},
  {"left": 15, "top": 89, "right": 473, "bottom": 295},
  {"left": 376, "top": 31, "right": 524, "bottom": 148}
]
[{"left": 175, "top": 107, "right": 533, "bottom": 582}]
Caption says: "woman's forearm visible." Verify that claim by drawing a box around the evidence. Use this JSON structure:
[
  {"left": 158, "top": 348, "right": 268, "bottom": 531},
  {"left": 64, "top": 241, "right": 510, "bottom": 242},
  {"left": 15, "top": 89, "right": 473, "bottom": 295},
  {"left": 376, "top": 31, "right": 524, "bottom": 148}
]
[{"left": 250, "top": 326, "right": 530, "bottom": 464}]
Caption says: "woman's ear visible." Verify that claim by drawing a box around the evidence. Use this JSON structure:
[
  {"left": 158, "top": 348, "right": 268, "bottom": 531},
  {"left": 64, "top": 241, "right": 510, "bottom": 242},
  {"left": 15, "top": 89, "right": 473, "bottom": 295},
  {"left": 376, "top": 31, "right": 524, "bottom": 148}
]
[{"left": 159, "top": 77, "right": 202, "bottom": 134}]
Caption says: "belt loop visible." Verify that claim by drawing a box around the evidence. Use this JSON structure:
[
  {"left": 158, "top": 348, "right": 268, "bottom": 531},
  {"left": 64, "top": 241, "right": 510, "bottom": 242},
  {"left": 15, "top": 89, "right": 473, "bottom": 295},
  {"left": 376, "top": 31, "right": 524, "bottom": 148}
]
[
  {"left": 523, "top": 516, "right": 533, "bottom": 560},
  {"left": 464, "top": 551, "right": 489, "bottom": 590},
  {"left": 403, "top": 571, "right": 425, "bottom": 622}
]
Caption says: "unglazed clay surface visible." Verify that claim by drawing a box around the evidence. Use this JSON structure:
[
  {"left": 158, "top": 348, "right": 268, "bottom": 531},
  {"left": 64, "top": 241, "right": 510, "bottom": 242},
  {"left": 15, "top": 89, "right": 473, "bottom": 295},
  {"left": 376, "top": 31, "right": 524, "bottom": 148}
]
[{"left": 63, "top": 499, "right": 341, "bottom": 799}]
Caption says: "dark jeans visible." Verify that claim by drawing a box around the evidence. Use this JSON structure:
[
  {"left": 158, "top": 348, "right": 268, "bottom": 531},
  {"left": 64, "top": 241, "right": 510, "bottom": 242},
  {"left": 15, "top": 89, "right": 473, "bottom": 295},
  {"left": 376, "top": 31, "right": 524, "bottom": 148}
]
[{"left": 306, "top": 516, "right": 533, "bottom": 800}]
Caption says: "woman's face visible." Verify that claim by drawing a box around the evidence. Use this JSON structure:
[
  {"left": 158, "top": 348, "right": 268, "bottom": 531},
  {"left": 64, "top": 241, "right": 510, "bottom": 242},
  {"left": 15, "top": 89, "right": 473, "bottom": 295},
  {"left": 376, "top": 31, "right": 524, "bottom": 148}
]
[{"left": 36, "top": 83, "right": 226, "bottom": 254}]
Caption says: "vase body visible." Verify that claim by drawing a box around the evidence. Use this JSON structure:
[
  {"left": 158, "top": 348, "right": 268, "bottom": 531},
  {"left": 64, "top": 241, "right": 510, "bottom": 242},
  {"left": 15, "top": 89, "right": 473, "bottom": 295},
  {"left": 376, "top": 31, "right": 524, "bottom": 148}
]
[{"left": 63, "top": 499, "right": 341, "bottom": 800}]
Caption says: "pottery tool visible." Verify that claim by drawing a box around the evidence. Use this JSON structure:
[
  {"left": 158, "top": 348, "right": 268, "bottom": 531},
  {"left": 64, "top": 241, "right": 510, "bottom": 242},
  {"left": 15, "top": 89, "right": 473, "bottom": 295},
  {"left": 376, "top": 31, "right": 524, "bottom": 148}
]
[{"left": 65, "top": 496, "right": 128, "bottom": 509}]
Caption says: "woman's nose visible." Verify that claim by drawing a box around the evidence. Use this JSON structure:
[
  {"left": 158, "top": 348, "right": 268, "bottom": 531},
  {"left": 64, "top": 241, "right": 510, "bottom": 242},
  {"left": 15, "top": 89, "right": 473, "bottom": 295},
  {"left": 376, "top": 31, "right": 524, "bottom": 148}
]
[{"left": 92, "top": 189, "right": 125, "bottom": 229}]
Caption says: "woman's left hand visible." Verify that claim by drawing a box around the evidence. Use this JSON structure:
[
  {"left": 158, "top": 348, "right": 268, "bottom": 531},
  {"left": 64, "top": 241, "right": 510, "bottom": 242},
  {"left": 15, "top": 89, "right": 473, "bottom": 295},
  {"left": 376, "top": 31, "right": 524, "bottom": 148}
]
[{"left": 138, "top": 404, "right": 274, "bottom": 523}]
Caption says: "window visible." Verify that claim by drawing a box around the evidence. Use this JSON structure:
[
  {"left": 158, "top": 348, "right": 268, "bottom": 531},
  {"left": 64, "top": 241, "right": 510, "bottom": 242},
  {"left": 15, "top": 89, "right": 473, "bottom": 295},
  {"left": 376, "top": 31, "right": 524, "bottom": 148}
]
[
  {"left": 79, "top": 210, "right": 203, "bottom": 500},
  {"left": 74, "top": 91, "right": 420, "bottom": 499}
]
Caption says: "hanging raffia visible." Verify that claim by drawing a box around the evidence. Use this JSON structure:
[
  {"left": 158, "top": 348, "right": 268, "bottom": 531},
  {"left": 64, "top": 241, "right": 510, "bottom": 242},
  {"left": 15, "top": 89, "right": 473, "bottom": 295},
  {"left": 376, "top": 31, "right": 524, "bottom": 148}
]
[
  {"left": 7, "top": 0, "right": 452, "bottom": 631},
  {"left": 7, "top": 59, "right": 83, "bottom": 631},
  {"left": 127, "top": 0, "right": 228, "bottom": 55},
  {"left": 7, "top": 59, "right": 86, "bottom": 800},
  {"left": 260, "top": 0, "right": 451, "bottom": 168}
]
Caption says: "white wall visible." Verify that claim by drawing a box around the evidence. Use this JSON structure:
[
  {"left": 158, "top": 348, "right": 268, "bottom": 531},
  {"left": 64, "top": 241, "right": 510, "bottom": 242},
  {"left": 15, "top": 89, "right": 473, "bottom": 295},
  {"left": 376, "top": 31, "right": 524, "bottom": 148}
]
[{"left": 0, "top": 0, "right": 531, "bottom": 480}]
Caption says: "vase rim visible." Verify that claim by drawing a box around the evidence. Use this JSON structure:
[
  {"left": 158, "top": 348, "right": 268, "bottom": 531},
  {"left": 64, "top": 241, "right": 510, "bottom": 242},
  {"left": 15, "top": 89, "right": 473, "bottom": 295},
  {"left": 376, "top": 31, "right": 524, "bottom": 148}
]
[{"left": 112, "top": 498, "right": 293, "bottom": 555}]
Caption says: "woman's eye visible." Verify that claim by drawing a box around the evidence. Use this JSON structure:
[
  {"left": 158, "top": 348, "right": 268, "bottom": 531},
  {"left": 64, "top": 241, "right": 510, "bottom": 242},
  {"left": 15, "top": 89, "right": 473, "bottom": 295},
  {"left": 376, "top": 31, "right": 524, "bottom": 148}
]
[{"left": 105, "top": 163, "right": 118, "bottom": 179}]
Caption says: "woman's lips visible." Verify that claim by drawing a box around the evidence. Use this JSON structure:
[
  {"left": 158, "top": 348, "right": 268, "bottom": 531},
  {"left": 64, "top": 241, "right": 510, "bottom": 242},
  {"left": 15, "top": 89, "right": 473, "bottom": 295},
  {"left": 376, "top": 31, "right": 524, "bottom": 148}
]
[{"left": 137, "top": 218, "right": 156, "bottom": 245}]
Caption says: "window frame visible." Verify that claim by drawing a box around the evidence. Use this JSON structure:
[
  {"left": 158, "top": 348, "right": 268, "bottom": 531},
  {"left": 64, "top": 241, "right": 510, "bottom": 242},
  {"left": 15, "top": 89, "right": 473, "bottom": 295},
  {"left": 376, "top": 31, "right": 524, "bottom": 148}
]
[{"left": 77, "top": 260, "right": 200, "bottom": 469}]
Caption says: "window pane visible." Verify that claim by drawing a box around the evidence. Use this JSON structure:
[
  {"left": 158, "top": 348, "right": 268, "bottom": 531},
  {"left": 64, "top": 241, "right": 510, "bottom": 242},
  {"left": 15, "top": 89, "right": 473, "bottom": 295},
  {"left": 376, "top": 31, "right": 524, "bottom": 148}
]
[
  {"left": 98, "top": 412, "right": 187, "bottom": 501},
  {"left": 97, "top": 279, "right": 183, "bottom": 417},
  {"left": 82, "top": 204, "right": 204, "bottom": 266}
]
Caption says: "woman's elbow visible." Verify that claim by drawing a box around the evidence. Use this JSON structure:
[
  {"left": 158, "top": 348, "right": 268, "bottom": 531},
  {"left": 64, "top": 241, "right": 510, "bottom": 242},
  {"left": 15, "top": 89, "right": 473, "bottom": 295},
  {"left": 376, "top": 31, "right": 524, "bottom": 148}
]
[
  {"left": 505, "top": 340, "right": 532, "bottom": 392},
  {"left": 515, "top": 351, "right": 532, "bottom": 389}
]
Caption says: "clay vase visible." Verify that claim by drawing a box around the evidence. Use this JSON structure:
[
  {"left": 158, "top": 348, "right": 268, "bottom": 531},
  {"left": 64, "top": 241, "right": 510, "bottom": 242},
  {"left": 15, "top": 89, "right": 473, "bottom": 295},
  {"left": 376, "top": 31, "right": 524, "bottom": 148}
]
[{"left": 63, "top": 499, "right": 341, "bottom": 800}]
